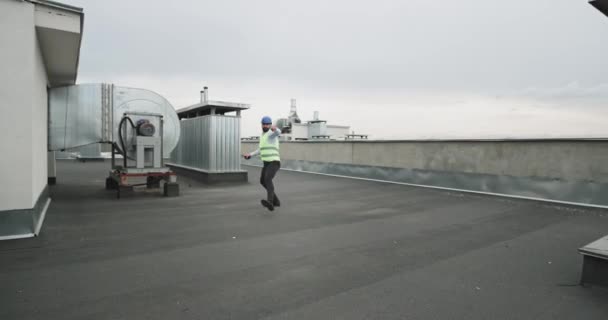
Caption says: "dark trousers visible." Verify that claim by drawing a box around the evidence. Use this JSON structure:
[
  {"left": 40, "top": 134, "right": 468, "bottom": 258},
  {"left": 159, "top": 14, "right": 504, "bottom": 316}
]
[{"left": 261, "top": 161, "right": 280, "bottom": 203}]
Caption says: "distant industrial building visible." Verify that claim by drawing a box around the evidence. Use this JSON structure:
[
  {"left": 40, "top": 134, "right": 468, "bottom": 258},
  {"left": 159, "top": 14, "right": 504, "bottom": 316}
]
[{"left": 275, "top": 99, "right": 352, "bottom": 141}]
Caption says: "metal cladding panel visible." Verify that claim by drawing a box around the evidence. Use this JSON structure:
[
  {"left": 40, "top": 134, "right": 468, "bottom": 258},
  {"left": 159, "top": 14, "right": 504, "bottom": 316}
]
[
  {"left": 171, "top": 117, "right": 211, "bottom": 170},
  {"left": 171, "top": 116, "right": 241, "bottom": 172},
  {"left": 210, "top": 116, "right": 241, "bottom": 172},
  {"left": 49, "top": 84, "right": 104, "bottom": 150}
]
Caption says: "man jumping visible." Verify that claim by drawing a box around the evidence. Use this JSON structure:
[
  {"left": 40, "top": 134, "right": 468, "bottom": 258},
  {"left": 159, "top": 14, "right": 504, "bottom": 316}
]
[{"left": 243, "top": 116, "right": 281, "bottom": 211}]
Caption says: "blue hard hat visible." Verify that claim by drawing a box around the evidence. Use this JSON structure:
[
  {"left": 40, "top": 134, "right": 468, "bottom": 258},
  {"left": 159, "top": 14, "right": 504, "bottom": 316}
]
[{"left": 261, "top": 116, "right": 272, "bottom": 124}]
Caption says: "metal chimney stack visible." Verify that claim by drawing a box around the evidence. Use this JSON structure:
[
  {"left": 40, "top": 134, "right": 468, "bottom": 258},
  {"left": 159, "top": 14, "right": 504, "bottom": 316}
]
[
  {"left": 288, "top": 98, "right": 301, "bottom": 124},
  {"left": 200, "top": 86, "right": 209, "bottom": 104},
  {"left": 314, "top": 111, "right": 319, "bottom": 121}
]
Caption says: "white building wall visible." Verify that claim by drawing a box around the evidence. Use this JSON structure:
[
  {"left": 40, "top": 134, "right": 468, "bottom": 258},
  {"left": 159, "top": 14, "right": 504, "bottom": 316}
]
[
  {"left": 308, "top": 122, "right": 327, "bottom": 139},
  {"left": 291, "top": 124, "right": 308, "bottom": 140},
  {"left": 326, "top": 126, "right": 350, "bottom": 140},
  {"left": 31, "top": 31, "right": 49, "bottom": 205},
  {"left": 0, "top": 1, "right": 48, "bottom": 210}
]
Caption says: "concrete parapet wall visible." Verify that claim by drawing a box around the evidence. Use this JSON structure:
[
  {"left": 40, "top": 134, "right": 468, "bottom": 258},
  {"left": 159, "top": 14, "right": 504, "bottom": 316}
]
[{"left": 242, "top": 139, "right": 608, "bottom": 207}]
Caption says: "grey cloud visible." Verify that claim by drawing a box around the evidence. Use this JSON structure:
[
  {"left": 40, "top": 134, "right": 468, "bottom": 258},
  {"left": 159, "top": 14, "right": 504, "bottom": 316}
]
[
  {"left": 71, "top": 0, "right": 608, "bottom": 90},
  {"left": 68, "top": 0, "right": 608, "bottom": 138}
]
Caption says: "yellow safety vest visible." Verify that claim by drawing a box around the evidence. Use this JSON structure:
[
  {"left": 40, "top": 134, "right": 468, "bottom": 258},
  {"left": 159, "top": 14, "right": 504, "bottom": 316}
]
[{"left": 260, "top": 131, "right": 280, "bottom": 162}]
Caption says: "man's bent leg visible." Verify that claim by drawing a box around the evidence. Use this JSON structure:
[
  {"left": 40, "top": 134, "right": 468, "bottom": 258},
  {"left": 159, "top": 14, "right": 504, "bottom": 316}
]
[
  {"left": 260, "top": 161, "right": 268, "bottom": 189},
  {"left": 264, "top": 161, "right": 280, "bottom": 203}
]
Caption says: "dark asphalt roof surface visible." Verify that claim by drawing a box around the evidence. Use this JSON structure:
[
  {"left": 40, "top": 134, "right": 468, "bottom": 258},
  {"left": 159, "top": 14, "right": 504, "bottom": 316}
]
[{"left": 1, "top": 160, "right": 607, "bottom": 319}]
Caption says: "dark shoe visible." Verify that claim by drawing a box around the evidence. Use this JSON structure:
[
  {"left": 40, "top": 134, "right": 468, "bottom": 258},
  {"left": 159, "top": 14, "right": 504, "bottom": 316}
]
[
  {"left": 273, "top": 199, "right": 281, "bottom": 207},
  {"left": 261, "top": 199, "right": 274, "bottom": 211}
]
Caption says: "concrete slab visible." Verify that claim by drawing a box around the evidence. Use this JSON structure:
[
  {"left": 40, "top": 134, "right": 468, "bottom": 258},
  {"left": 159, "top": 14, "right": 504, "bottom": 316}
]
[
  {"left": 580, "top": 236, "right": 608, "bottom": 259},
  {"left": 580, "top": 235, "right": 608, "bottom": 287}
]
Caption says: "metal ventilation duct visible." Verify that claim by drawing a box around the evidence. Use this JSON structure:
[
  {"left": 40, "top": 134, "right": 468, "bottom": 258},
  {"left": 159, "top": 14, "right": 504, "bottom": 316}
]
[{"left": 49, "top": 83, "right": 180, "bottom": 158}]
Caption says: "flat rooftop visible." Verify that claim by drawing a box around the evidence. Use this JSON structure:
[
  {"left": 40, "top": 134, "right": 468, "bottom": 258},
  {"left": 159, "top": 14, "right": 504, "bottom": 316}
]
[
  {"left": 1, "top": 160, "right": 607, "bottom": 319},
  {"left": 177, "top": 100, "right": 250, "bottom": 118}
]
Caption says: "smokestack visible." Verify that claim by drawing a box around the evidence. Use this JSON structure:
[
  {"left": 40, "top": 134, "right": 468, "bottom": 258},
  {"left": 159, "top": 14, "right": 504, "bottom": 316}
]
[
  {"left": 314, "top": 111, "right": 319, "bottom": 121},
  {"left": 288, "top": 98, "right": 301, "bottom": 123},
  {"left": 201, "top": 86, "right": 209, "bottom": 104}
]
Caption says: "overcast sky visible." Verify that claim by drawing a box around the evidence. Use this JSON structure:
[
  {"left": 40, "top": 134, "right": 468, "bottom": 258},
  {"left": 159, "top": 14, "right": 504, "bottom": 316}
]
[{"left": 68, "top": 0, "right": 608, "bottom": 139}]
